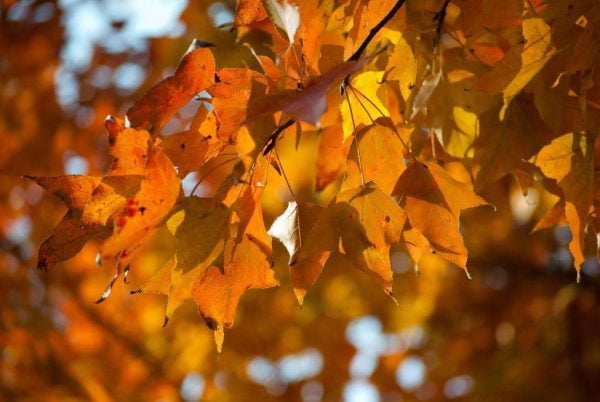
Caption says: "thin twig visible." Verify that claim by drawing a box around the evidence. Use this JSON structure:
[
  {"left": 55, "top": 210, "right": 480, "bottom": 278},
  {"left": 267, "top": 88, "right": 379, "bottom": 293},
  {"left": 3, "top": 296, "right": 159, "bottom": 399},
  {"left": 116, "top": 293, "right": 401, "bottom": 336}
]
[
  {"left": 191, "top": 157, "right": 240, "bottom": 195},
  {"left": 262, "top": 119, "right": 295, "bottom": 156},
  {"left": 274, "top": 146, "right": 297, "bottom": 201},
  {"left": 433, "top": 0, "right": 452, "bottom": 49}
]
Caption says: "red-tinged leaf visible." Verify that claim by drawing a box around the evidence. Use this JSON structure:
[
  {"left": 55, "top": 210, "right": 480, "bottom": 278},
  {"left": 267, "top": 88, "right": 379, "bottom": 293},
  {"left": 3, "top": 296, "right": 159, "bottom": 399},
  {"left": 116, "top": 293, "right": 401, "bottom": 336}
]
[
  {"left": 234, "top": 0, "right": 268, "bottom": 27},
  {"left": 101, "top": 147, "right": 181, "bottom": 262},
  {"left": 209, "top": 67, "right": 270, "bottom": 142},
  {"left": 81, "top": 118, "right": 150, "bottom": 226}
]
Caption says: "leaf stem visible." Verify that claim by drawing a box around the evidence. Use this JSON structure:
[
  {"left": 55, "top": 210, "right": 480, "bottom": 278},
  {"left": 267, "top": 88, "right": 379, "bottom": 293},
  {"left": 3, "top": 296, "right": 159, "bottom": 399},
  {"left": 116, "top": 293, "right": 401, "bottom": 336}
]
[{"left": 343, "top": 84, "right": 366, "bottom": 186}]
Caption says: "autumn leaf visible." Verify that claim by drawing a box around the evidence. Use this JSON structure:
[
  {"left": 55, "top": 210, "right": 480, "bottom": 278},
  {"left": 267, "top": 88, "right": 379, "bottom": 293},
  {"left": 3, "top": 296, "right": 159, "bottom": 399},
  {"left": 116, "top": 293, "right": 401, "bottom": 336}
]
[
  {"left": 81, "top": 117, "right": 149, "bottom": 226},
  {"left": 394, "top": 161, "right": 487, "bottom": 270},
  {"left": 126, "top": 39, "right": 216, "bottom": 133},
  {"left": 341, "top": 121, "right": 406, "bottom": 195},
  {"left": 297, "top": 183, "right": 406, "bottom": 297},
  {"left": 165, "top": 196, "right": 230, "bottom": 273},
  {"left": 101, "top": 147, "right": 181, "bottom": 264},
  {"left": 193, "top": 235, "right": 278, "bottom": 351},
  {"left": 246, "top": 55, "right": 373, "bottom": 125},
  {"left": 532, "top": 133, "right": 595, "bottom": 276},
  {"left": 24, "top": 175, "right": 109, "bottom": 270},
  {"left": 160, "top": 107, "right": 225, "bottom": 178},
  {"left": 234, "top": 0, "right": 268, "bottom": 27},
  {"left": 341, "top": 71, "right": 390, "bottom": 140}
]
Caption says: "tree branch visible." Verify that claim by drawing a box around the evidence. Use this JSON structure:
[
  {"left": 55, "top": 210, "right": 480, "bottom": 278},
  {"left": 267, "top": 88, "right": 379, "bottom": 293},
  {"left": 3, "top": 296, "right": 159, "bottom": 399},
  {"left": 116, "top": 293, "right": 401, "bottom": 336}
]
[{"left": 348, "top": 0, "right": 407, "bottom": 61}]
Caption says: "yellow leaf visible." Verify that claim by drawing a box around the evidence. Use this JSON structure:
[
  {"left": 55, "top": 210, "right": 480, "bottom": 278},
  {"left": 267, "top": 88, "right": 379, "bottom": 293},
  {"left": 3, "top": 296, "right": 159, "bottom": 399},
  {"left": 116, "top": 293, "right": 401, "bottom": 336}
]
[
  {"left": 386, "top": 34, "right": 417, "bottom": 101},
  {"left": 166, "top": 197, "right": 231, "bottom": 273},
  {"left": 500, "top": 18, "right": 556, "bottom": 118},
  {"left": 333, "top": 184, "right": 406, "bottom": 294},
  {"left": 533, "top": 133, "right": 594, "bottom": 274},
  {"left": 341, "top": 122, "right": 406, "bottom": 195},
  {"left": 341, "top": 71, "right": 390, "bottom": 141}
]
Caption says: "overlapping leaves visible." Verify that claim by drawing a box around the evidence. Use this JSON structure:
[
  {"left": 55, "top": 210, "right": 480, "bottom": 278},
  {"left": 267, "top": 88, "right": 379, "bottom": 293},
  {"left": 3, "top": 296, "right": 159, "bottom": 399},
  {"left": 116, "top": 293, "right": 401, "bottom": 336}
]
[{"left": 28, "top": 0, "right": 600, "bottom": 350}]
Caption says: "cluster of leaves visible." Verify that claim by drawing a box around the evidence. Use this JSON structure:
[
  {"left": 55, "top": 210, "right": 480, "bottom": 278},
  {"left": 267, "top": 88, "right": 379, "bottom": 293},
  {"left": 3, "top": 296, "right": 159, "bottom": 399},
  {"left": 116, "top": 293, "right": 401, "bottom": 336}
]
[{"left": 28, "top": 0, "right": 600, "bottom": 351}]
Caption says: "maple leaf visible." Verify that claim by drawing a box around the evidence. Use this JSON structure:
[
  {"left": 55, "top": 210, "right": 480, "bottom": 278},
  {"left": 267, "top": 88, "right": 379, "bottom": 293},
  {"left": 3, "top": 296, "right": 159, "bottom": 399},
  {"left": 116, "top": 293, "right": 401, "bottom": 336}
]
[
  {"left": 246, "top": 55, "right": 373, "bottom": 126},
  {"left": 160, "top": 107, "right": 225, "bottom": 178},
  {"left": 393, "top": 161, "right": 488, "bottom": 271},
  {"left": 126, "top": 39, "right": 216, "bottom": 133},
  {"left": 268, "top": 201, "right": 330, "bottom": 304},
  {"left": 24, "top": 175, "right": 109, "bottom": 271},
  {"left": 81, "top": 116, "right": 149, "bottom": 226},
  {"left": 296, "top": 183, "right": 406, "bottom": 298},
  {"left": 101, "top": 147, "right": 181, "bottom": 265},
  {"left": 165, "top": 197, "right": 230, "bottom": 273},
  {"left": 341, "top": 121, "right": 406, "bottom": 195},
  {"left": 531, "top": 133, "right": 595, "bottom": 277},
  {"left": 386, "top": 33, "right": 417, "bottom": 102},
  {"left": 193, "top": 235, "right": 279, "bottom": 352}
]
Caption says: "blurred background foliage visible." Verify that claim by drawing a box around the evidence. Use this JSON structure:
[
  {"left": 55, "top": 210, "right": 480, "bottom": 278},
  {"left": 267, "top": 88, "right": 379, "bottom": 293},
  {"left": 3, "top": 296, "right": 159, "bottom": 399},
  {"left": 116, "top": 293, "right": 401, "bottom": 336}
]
[{"left": 1, "top": 1, "right": 600, "bottom": 401}]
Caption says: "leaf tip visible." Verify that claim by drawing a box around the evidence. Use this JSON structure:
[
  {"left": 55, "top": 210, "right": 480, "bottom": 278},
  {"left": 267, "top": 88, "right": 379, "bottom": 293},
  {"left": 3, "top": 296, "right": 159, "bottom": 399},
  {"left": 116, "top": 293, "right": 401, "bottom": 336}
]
[
  {"left": 386, "top": 289, "right": 399, "bottom": 305},
  {"left": 293, "top": 288, "right": 307, "bottom": 306},
  {"left": 214, "top": 326, "right": 224, "bottom": 354}
]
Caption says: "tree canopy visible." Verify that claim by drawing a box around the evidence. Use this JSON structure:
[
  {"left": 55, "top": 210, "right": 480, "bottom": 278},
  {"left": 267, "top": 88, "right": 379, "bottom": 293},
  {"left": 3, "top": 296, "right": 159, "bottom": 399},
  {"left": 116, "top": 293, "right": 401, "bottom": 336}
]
[{"left": 2, "top": 0, "right": 600, "bottom": 400}]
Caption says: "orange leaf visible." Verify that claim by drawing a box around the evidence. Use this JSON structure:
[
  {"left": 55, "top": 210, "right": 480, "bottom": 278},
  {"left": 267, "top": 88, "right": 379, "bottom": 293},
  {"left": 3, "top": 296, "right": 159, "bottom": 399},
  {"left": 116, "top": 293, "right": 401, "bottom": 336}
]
[
  {"left": 161, "top": 107, "right": 225, "bottom": 178},
  {"left": 193, "top": 235, "right": 278, "bottom": 351},
  {"left": 394, "top": 161, "right": 487, "bottom": 270},
  {"left": 341, "top": 121, "right": 406, "bottom": 195},
  {"left": 101, "top": 147, "right": 181, "bottom": 262},
  {"left": 81, "top": 117, "right": 149, "bottom": 226},
  {"left": 25, "top": 175, "right": 109, "bottom": 270},
  {"left": 126, "top": 40, "right": 216, "bottom": 133}
]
